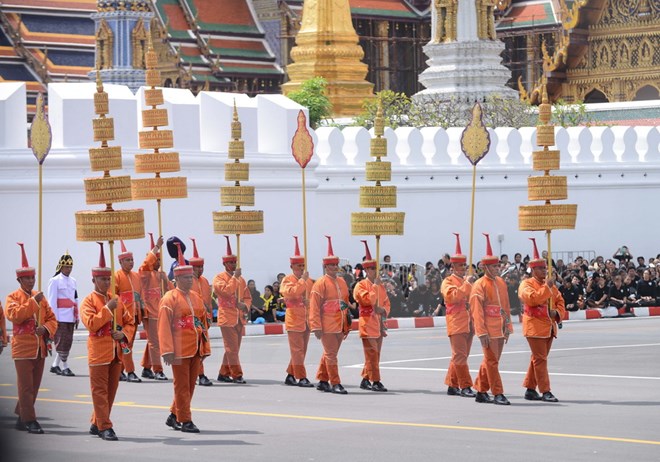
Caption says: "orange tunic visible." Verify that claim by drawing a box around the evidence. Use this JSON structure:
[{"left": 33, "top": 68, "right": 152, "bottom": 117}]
[
  {"left": 139, "top": 251, "right": 173, "bottom": 319},
  {"left": 0, "top": 301, "right": 7, "bottom": 347},
  {"left": 192, "top": 275, "right": 212, "bottom": 315},
  {"left": 353, "top": 278, "right": 390, "bottom": 339},
  {"left": 5, "top": 289, "right": 58, "bottom": 360},
  {"left": 441, "top": 274, "right": 473, "bottom": 336},
  {"left": 213, "top": 272, "right": 251, "bottom": 327},
  {"left": 281, "top": 274, "right": 313, "bottom": 332},
  {"left": 80, "top": 291, "right": 135, "bottom": 366},
  {"left": 309, "top": 275, "right": 350, "bottom": 334},
  {"left": 519, "top": 278, "right": 566, "bottom": 338},
  {"left": 158, "top": 289, "right": 211, "bottom": 360},
  {"left": 470, "top": 276, "right": 513, "bottom": 339},
  {"left": 115, "top": 268, "right": 143, "bottom": 324}
]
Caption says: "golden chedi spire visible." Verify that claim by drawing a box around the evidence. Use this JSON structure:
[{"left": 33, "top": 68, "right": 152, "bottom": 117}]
[
  {"left": 282, "top": 0, "right": 374, "bottom": 118},
  {"left": 75, "top": 69, "right": 145, "bottom": 242}
]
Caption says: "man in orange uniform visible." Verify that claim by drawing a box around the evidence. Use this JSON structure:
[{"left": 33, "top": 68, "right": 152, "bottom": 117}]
[
  {"left": 354, "top": 240, "right": 390, "bottom": 392},
  {"left": 518, "top": 238, "right": 565, "bottom": 403},
  {"left": 213, "top": 236, "right": 251, "bottom": 384},
  {"left": 441, "top": 233, "right": 477, "bottom": 398},
  {"left": 81, "top": 243, "right": 135, "bottom": 441},
  {"left": 139, "top": 234, "right": 172, "bottom": 381},
  {"left": 281, "top": 236, "right": 314, "bottom": 387},
  {"left": 310, "top": 236, "right": 351, "bottom": 395},
  {"left": 189, "top": 237, "right": 213, "bottom": 387},
  {"left": 115, "top": 240, "right": 143, "bottom": 383},
  {"left": 6, "top": 243, "right": 58, "bottom": 434},
  {"left": 470, "top": 234, "right": 513, "bottom": 405},
  {"left": 159, "top": 244, "right": 211, "bottom": 433}
]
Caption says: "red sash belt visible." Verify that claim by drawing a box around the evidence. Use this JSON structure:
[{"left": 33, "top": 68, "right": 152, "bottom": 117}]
[
  {"left": 445, "top": 301, "right": 466, "bottom": 315},
  {"left": 359, "top": 305, "right": 373, "bottom": 316},
  {"left": 322, "top": 300, "right": 341, "bottom": 313},
  {"left": 57, "top": 298, "right": 76, "bottom": 308},
  {"left": 485, "top": 304, "right": 501, "bottom": 317},
  {"left": 119, "top": 291, "right": 134, "bottom": 305},
  {"left": 14, "top": 318, "right": 36, "bottom": 335},
  {"left": 524, "top": 304, "right": 547, "bottom": 319},
  {"left": 90, "top": 322, "right": 112, "bottom": 338},
  {"left": 176, "top": 315, "right": 195, "bottom": 330},
  {"left": 285, "top": 297, "right": 304, "bottom": 309}
]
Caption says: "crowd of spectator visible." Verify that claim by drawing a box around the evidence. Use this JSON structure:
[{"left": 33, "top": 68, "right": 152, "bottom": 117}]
[{"left": 232, "top": 246, "right": 659, "bottom": 323}]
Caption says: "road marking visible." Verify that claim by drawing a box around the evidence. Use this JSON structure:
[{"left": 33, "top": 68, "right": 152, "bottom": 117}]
[
  {"left": 0, "top": 395, "right": 658, "bottom": 447},
  {"left": 38, "top": 388, "right": 49, "bottom": 392},
  {"left": 75, "top": 394, "right": 90, "bottom": 398},
  {"left": 0, "top": 384, "right": 12, "bottom": 387}
]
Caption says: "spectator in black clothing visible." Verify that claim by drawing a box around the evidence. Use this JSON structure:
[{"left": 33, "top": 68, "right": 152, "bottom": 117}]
[
  {"left": 408, "top": 283, "right": 432, "bottom": 317},
  {"left": 587, "top": 276, "right": 608, "bottom": 308},
  {"left": 247, "top": 279, "right": 265, "bottom": 322},
  {"left": 636, "top": 256, "right": 646, "bottom": 269},
  {"left": 608, "top": 275, "right": 634, "bottom": 315},
  {"left": 636, "top": 269, "right": 657, "bottom": 306},
  {"left": 560, "top": 277, "right": 582, "bottom": 312},
  {"left": 384, "top": 279, "right": 407, "bottom": 317},
  {"left": 428, "top": 280, "right": 443, "bottom": 316},
  {"left": 260, "top": 285, "right": 278, "bottom": 323},
  {"left": 613, "top": 245, "right": 633, "bottom": 266},
  {"left": 505, "top": 272, "right": 522, "bottom": 320},
  {"left": 623, "top": 275, "right": 640, "bottom": 307}
]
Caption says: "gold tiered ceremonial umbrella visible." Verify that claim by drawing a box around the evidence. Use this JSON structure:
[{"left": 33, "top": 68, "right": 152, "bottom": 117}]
[
  {"left": 351, "top": 102, "right": 405, "bottom": 274},
  {"left": 131, "top": 37, "right": 187, "bottom": 271},
  {"left": 212, "top": 102, "right": 264, "bottom": 271},
  {"left": 75, "top": 71, "right": 145, "bottom": 328},
  {"left": 519, "top": 83, "right": 578, "bottom": 278}
]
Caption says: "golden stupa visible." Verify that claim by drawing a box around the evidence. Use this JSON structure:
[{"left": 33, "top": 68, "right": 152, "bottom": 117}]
[{"left": 282, "top": 0, "right": 374, "bottom": 118}]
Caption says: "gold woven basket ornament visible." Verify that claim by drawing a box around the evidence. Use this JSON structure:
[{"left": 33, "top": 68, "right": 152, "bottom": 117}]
[
  {"left": 75, "top": 209, "right": 145, "bottom": 241},
  {"left": 536, "top": 125, "right": 555, "bottom": 147},
  {"left": 89, "top": 146, "right": 122, "bottom": 172},
  {"left": 518, "top": 204, "right": 578, "bottom": 231},
  {"left": 359, "top": 185, "right": 397, "bottom": 208},
  {"left": 228, "top": 140, "right": 245, "bottom": 160},
  {"left": 213, "top": 210, "right": 264, "bottom": 235},
  {"left": 84, "top": 176, "right": 133, "bottom": 204},
  {"left": 139, "top": 130, "right": 174, "bottom": 150},
  {"left": 131, "top": 177, "right": 188, "bottom": 200},
  {"left": 527, "top": 176, "right": 568, "bottom": 201},
  {"left": 142, "top": 108, "right": 169, "bottom": 128},
  {"left": 145, "top": 89, "right": 164, "bottom": 107},
  {"left": 532, "top": 150, "right": 561, "bottom": 172},
  {"left": 365, "top": 161, "right": 391, "bottom": 182},
  {"left": 351, "top": 212, "right": 405, "bottom": 236},
  {"left": 93, "top": 117, "right": 115, "bottom": 142},
  {"left": 225, "top": 162, "right": 249, "bottom": 182},
  {"left": 220, "top": 186, "right": 255, "bottom": 207},
  {"left": 94, "top": 91, "right": 109, "bottom": 116},
  {"left": 134, "top": 152, "right": 181, "bottom": 174},
  {"left": 145, "top": 69, "right": 160, "bottom": 87},
  {"left": 370, "top": 137, "right": 387, "bottom": 158}
]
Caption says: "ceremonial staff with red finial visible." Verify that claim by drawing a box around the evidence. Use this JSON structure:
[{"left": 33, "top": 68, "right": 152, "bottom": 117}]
[{"left": 291, "top": 110, "right": 315, "bottom": 270}]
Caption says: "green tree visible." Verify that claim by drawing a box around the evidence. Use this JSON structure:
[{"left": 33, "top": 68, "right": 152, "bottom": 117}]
[
  {"left": 286, "top": 77, "right": 332, "bottom": 128},
  {"left": 551, "top": 99, "right": 593, "bottom": 127},
  {"left": 354, "top": 90, "right": 411, "bottom": 129}
]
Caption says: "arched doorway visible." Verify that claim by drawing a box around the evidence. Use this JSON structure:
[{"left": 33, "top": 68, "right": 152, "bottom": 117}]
[
  {"left": 633, "top": 85, "right": 660, "bottom": 101},
  {"left": 584, "top": 89, "right": 609, "bottom": 103}
]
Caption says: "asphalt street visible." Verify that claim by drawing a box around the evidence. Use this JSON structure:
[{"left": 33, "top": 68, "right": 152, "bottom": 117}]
[{"left": 0, "top": 317, "right": 659, "bottom": 462}]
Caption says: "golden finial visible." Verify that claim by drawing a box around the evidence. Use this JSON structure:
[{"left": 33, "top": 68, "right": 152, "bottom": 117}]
[
  {"left": 460, "top": 102, "right": 490, "bottom": 166},
  {"left": 231, "top": 99, "right": 241, "bottom": 140},
  {"left": 374, "top": 99, "right": 384, "bottom": 138},
  {"left": 539, "top": 78, "right": 551, "bottom": 125}
]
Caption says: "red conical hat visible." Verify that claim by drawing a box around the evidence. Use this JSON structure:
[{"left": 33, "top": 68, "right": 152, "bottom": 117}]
[
  {"left": 361, "top": 240, "right": 376, "bottom": 269},
  {"left": 481, "top": 233, "right": 499, "bottom": 265},
  {"left": 323, "top": 235, "right": 339, "bottom": 265},
  {"left": 92, "top": 242, "right": 112, "bottom": 277},
  {"left": 290, "top": 236, "right": 305, "bottom": 265},
  {"left": 222, "top": 235, "right": 237, "bottom": 263},
  {"left": 148, "top": 232, "right": 159, "bottom": 255},
  {"left": 450, "top": 233, "right": 467, "bottom": 263},
  {"left": 528, "top": 237, "right": 546, "bottom": 268},
  {"left": 16, "top": 242, "right": 35, "bottom": 277},
  {"left": 173, "top": 242, "right": 193, "bottom": 276},
  {"left": 189, "top": 237, "right": 204, "bottom": 267},
  {"left": 118, "top": 239, "right": 133, "bottom": 261}
]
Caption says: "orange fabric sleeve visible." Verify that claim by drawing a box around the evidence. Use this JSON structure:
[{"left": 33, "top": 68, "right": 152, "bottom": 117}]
[
  {"left": 5, "top": 292, "right": 39, "bottom": 324},
  {"left": 81, "top": 294, "right": 113, "bottom": 333}
]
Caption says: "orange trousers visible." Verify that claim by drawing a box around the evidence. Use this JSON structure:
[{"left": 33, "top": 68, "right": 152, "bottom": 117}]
[
  {"left": 286, "top": 329, "right": 310, "bottom": 379},
  {"left": 474, "top": 337, "right": 505, "bottom": 395},
  {"left": 523, "top": 336, "right": 554, "bottom": 393},
  {"left": 361, "top": 337, "right": 384, "bottom": 382},
  {"left": 316, "top": 333, "right": 344, "bottom": 385},
  {"left": 140, "top": 318, "right": 163, "bottom": 373},
  {"left": 89, "top": 358, "right": 122, "bottom": 431},
  {"left": 170, "top": 356, "right": 201, "bottom": 423},
  {"left": 219, "top": 324, "right": 243, "bottom": 378},
  {"left": 14, "top": 357, "right": 45, "bottom": 423},
  {"left": 445, "top": 332, "right": 474, "bottom": 389},
  {"left": 120, "top": 316, "right": 138, "bottom": 373}
]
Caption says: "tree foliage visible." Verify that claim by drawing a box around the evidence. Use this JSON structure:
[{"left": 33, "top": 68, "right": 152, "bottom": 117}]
[
  {"left": 286, "top": 77, "right": 332, "bottom": 129},
  {"left": 551, "top": 99, "right": 594, "bottom": 127}
]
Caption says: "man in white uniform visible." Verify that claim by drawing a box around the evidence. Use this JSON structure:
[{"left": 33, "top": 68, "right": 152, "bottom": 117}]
[{"left": 47, "top": 252, "right": 78, "bottom": 377}]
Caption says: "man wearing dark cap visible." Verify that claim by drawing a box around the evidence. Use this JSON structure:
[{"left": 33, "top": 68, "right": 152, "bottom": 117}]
[
  {"left": 166, "top": 236, "right": 187, "bottom": 281},
  {"left": 46, "top": 251, "right": 78, "bottom": 376},
  {"left": 6, "top": 243, "right": 58, "bottom": 434}
]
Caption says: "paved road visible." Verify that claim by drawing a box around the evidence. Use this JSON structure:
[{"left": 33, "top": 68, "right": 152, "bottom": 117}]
[{"left": 1, "top": 317, "right": 659, "bottom": 462}]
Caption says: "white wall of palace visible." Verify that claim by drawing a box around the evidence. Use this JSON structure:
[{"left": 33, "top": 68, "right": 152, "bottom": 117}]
[{"left": 1, "top": 82, "right": 659, "bottom": 297}]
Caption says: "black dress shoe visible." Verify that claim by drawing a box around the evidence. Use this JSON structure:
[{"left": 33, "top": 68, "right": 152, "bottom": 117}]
[
  {"left": 50, "top": 366, "right": 62, "bottom": 375},
  {"left": 60, "top": 368, "right": 75, "bottom": 377},
  {"left": 25, "top": 421, "right": 44, "bottom": 434},
  {"left": 217, "top": 374, "right": 233, "bottom": 383},
  {"left": 99, "top": 428, "right": 118, "bottom": 441},
  {"left": 153, "top": 371, "right": 168, "bottom": 381},
  {"left": 542, "top": 391, "right": 559, "bottom": 402},
  {"left": 15, "top": 417, "right": 25, "bottom": 431},
  {"left": 360, "top": 378, "right": 372, "bottom": 390},
  {"left": 126, "top": 372, "right": 142, "bottom": 383},
  {"left": 166, "top": 413, "right": 182, "bottom": 431},
  {"left": 332, "top": 384, "right": 348, "bottom": 395},
  {"left": 233, "top": 376, "right": 246, "bottom": 384},
  {"left": 298, "top": 378, "right": 314, "bottom": 388},
  {"left": 460, "top": 387, "right": 476, "bottom": 398},
  {"left": 475, "top": 392, "right": 493, "bottom": 403},
  {"left": 524, "top": 389, "right": 542, "bottom": 401},
  {"left": 198, "top": 375, "right": 213, "bottom": 386},
  {"left": 285, "top": 374, "right": 298, "bottom": 386},
  {"left": 447, "top": 386, "right": 461, "bottom": 396},
  {"left": 181, "top": 421, "right": 200, "bottom": 433},
  {"left": 316, "top": 381, "right": 331, "bottom": 392},
  {"left": 141, "top": 368, "right": 155, "bottom": 379},
  {"left": 371, "top": 381, "right": 388, "bottom": 392},
  {"left": 119, "top": 372, "right": 127, "bottom": 382},
  {"left": 493, "top": 394, "right": 511, "bottom": 405},
  {"left": 89, "top": 424, "right": 99, "bottom": 435}
]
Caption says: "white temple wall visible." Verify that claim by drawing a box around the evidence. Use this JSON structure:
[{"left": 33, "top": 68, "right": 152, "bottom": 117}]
[{"left": 1, "top": 82, "right": 659, "bottom": 298}]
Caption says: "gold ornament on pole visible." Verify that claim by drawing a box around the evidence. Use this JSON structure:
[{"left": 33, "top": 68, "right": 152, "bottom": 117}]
[
  {"left": 460, "top": 102, "right": 491, "bottom": 274},
  {"left": 75, "top": 70, "right": 145, "bottom": 331},
  {"left": 290, "top": 110, "right": 314, "bottom": 271}
]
